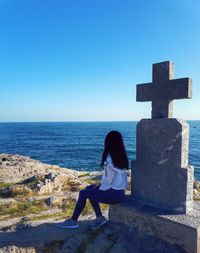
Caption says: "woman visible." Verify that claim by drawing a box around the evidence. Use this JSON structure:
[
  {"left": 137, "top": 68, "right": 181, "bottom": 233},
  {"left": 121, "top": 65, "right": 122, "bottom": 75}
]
[{"left": 57, "top": 130, "right": 129, "bottom": 230}]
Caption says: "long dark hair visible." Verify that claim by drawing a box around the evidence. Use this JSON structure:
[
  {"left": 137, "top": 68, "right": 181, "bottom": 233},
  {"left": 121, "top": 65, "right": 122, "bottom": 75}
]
[{"left": 101, "top": 131, "right": 129, "bottom": 169}]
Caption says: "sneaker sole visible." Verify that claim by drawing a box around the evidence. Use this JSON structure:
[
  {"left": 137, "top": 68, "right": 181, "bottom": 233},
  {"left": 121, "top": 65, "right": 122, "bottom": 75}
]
[
  {"left": 89, "top": 220, "right": 107, "bottom": 230},
  {"left": 57, "top": 224, "right": 79, "bottom": 229}
]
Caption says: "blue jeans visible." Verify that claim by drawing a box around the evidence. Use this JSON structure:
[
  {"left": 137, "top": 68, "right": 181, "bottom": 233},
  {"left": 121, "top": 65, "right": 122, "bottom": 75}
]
[{"left": 71, "top": 184, "right": 125, "bottom": 221}]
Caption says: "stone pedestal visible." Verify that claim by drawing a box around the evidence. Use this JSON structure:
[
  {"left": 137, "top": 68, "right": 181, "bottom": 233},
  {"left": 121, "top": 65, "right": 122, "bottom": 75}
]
[
  {"left": 132, "top": 118, "right": 194, "bottom": 213},
  {"left": 110, "top": 61, "right": 196, "bottom": 251},
  {"left": 109, "top": 197, "right": 200, "bottom": 253}
]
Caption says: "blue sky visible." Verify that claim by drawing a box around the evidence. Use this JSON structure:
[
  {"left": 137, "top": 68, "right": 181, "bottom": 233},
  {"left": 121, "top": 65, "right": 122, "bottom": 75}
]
[{"left": 0, "top": 0, "right": 199, "bottom": 122}]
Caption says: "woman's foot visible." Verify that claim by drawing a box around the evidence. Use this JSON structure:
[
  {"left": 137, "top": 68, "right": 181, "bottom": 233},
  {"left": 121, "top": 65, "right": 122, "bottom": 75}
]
[
  {"left": 57, "top": 218, "right": 79, "bottom": 229},
  {"left": 89, "top": 216, "right": 107, "bottom": 230}
]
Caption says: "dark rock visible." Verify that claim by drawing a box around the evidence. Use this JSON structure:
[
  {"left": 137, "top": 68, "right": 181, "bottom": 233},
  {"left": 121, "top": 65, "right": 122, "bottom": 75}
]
[
  {"left": 21, "top": 175, "right": 38, "bottom": 184},
  {"left": 0, "top": 187, "right": 11, "bottom": 197},
  {"left": 45, "top": 173, "right": 56, "bottom": 180}
]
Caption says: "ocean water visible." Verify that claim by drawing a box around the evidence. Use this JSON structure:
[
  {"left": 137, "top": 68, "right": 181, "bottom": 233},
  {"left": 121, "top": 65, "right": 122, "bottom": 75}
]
[{"left": 0, "top": 121, "right": 199, "bottom": 179}]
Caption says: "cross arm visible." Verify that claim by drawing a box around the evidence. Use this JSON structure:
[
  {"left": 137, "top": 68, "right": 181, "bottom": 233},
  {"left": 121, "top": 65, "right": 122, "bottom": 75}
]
[
  {"left": 169, "top": 78, "right": 192, "bottom": 100},
  {"left": 136, "top": 82, "right": 153, "bottom": 101}
]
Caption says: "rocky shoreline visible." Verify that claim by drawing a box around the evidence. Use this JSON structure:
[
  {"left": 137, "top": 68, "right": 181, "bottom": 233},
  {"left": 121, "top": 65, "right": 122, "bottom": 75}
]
[
  {"left": 0, "top": 153, "right": 199, "bottom": 253},
  {"left": 0, "top": 154, "right": 105, "bottom": 226}
]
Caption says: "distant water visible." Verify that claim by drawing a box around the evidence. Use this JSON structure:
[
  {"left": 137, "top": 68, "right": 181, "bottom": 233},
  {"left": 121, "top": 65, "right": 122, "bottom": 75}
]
[{"left": 0, "top": 121, "right": 199, "bottom": 179}]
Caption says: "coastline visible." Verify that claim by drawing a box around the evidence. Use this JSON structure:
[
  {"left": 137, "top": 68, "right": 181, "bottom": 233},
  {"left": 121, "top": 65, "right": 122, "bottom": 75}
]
[
  {"left": 0, "top": 121, "right": 199, "bottom": 179},
  {"left": 0, "top": 153, "right": 199, "bottom": 253}
]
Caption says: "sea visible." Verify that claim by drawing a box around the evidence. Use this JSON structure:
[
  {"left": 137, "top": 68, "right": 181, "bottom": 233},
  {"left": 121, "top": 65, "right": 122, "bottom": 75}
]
[{"left": 0, "top": 121, "right": 199, "bottom": 179}]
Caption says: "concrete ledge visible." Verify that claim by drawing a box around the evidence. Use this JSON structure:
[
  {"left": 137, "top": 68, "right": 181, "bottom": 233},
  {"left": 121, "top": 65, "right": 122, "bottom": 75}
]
[{"left": 109, "top": 195, "right": 200, "bottom": 253}]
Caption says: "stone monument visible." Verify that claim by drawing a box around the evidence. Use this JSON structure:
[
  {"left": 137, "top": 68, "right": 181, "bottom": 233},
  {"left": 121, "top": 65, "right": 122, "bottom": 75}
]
[
  {"left": 109, "top": 61, "right": 200, "bottom": 253},
  {"left": 132, "top": 61, "right": 194, "bottom": 213}
]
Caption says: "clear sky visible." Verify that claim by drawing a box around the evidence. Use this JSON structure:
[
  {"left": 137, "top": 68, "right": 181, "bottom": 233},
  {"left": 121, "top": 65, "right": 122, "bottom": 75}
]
[{"left": 0, "top": 0, "right": 199, "bottom": 122}]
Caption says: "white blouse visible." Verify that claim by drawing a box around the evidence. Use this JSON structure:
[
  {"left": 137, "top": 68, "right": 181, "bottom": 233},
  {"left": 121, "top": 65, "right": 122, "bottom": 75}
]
[{"left": 99, "top": 156, "right": 128, "bottom": 191}]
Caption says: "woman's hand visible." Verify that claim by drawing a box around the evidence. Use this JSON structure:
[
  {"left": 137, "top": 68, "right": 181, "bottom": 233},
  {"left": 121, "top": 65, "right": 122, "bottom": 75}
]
[
  {"left": 85, "top": 184, "right": 101, "bottom": 190},
  {"left": 93, "top": 184, "right": 101, "bottom": 189}
]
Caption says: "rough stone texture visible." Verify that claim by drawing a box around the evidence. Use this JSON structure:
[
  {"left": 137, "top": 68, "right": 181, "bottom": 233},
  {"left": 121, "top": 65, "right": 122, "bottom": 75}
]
[
  {"left": 136, "top": 61, "right": 192, "bottom": 118},
  {"left": 109, "top": 196, "right": 200, "bottom": 253},
  {"left": 109, "top": 61, "right": 196, "bottom": 252},
  {"left": 136, "top": 118, "right": 189, "bottom": 167},
  {"left": 35, "top": 174, "right": 70, "bottom": 195},
  {"left": 0, "top": 153, "right": 90, "bottom": 197},
  {"left": 0, "top": 153, "right": 189, "bottom": 253},
  {"left": 0, "top": 153, "right": 90, "bottom": 184},
  {"left": 0, "top": 215, "right": 188, "bottom": 253},
  {"left": 132, "top": 61, "right": 194, "bottom": 213},
  {"left": 132, "top": 118, "right": 194, "bottom": 213}
]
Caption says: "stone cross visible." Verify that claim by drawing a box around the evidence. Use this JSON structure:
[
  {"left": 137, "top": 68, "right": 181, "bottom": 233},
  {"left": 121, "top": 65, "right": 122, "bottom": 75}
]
[
  {"left": 109, "top": 62, "right": 197, "bottom": 253},
  {"left": 137, "top": 61, "right": 192, "bottom": 118},
  {"left": 132, "top": 61, "right": 194, "bottom": 214}
]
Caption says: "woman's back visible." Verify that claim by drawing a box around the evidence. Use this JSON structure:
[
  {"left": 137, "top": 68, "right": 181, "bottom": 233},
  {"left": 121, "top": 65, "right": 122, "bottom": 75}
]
[{"left": 99, "top": 155, "right": 128, "bottom": 191}]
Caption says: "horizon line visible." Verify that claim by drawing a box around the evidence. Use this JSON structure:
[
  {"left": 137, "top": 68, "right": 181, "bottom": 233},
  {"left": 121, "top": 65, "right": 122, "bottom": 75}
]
[{"left": 0, "top": 119, "right": 200, "bottom": 123}]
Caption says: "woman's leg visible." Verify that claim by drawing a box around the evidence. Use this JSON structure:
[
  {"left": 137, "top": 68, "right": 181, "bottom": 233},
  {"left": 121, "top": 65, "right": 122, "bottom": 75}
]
[
  {"left": 71, "top": 186, "right": 125, "bottom": 221},
  {"left": 84, "top": 184, "right": 103, "bottom": 218},
  {"left": 87, "top": 188, "right": 125, "bottom": 219},
  {"left": 71, "top": 185, "right": 99, "bottom": 220},
  {"left": 88, "top": 199, "right": 102, "bottom": 218}
]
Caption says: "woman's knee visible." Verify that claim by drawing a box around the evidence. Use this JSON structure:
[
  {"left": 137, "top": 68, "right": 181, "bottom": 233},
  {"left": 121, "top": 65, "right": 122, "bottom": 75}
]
[
  {"left": 79, "top": 189, "right": 86, "bottom": 196},
  {"left": 79, "top": 189, "right": 90, "bottom": 198}
]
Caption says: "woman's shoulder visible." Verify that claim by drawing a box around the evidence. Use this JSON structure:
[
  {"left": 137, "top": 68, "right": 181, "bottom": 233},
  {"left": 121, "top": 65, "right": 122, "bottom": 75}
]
[
  {"left": 105, "top": 155, "right": 114, "bottom": 166},
  {"left": 105, "top": 156, "right": 127, "bottom": 172}
]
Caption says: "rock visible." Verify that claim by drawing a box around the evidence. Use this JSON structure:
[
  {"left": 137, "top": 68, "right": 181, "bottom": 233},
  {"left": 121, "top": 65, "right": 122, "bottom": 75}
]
[
  {"left": 44, "top": 196, "right": 63, "bottom": 207},
  {"left": 21, "top": 175, "right": 38, "bottom": 184},
  {"left": 0, "top": 185, "right": 33, "bottom": 197},
  {"left": 68, "top": 178, "right": 83, "bottom": 192},
  {"left": 1, "top": 168, "right": 87, "bottom": 197},
  {"left": 45, "top": 172, "right": 56, "bottom": 180},
  {"left": 109, "top": 243, "right": 128, "bottom": 253},
  {"left": 193, "top": 189, "right": 198, "bottom": 195},
  {"left": 35, "top": 174, "right": 70, "bottom": 195},
  {"left": 44, "top": 197, "right": 54, "bottom": 206},
  {"left": 0, "top": 219, "right": 187, "bottom": 253},
  {"left": 0, "top": 246, "right": 36, "bottom": 253},
  {"left": 44, "top": 179, "right": 51, "bottom": 184},
  {"left": 193, "top": 189, "right": 200, "bottom": 200},
  {"left": 21, "top": 217, "right": 29, "bottom": 222},
  {"left": 36, "top": 181, "right": 44, "bottom": 185},
  {"left": 0, "top": 187, "right": 11, "bottom": 197},
  {"left": 194, "top": 180, "right": 200, "bottom": 190},
  {"left": 35, "top": 183, "right": 42, "bottom": 189},
  {"left": 0, "top": 153, "right": 197, "bottom": 253},
  {"left": 0, "top": 154, "right": 89, "bottom": 188},
  {"left": 0, "top": 197, "right": 16, "bottom": 205},
  {"left": 16, "top": 221, "right": 32, "bottom": 231},
  {"left": 132, "top": 118, "right": 193, "bottom": 214}
]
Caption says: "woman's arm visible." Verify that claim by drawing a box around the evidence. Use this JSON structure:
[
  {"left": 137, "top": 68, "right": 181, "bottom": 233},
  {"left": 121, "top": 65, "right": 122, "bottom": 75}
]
[{"left": 103, "top": 162, "right": 116, "bottom": 186}]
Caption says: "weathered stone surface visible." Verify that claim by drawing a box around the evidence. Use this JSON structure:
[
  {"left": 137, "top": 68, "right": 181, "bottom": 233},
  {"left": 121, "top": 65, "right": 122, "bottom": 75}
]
[
  {"left": 132, "top": 61, "right": 194, "bottom": 213},
  {"left": 132, "top": 118, "right": 194, "bottom": 213},
  {"left": 44, "top": 196, "right": 62, "bottom": 206},
  {"left": 35, "top": 174, "right": 70, "bottom": 195},
  {"left": 194, "top": 180, "right": 200, "bottom": 190},
  {"left": 0, "top": 215, "right": 188, "bottom": 253},
  {"left": 0, "top": 246, "right": 36, "bottom": 253},
  {"left": 45, "top": 172, "right": 56, "bottom": 180},
  {"left": 0, "top": 154, "right": 91, "bottom": 197},
  {"left": 0, "top": 153, "right": 88, "bottom": 184},
  {"left": 110, "top": 61, "right": 196, "bottom": 252},
  {"left": 109, "top": 196, "right": 200, "bottom": 253},
  {"left": 136, "top": 118, "right": 189, "bottom": 167}
]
